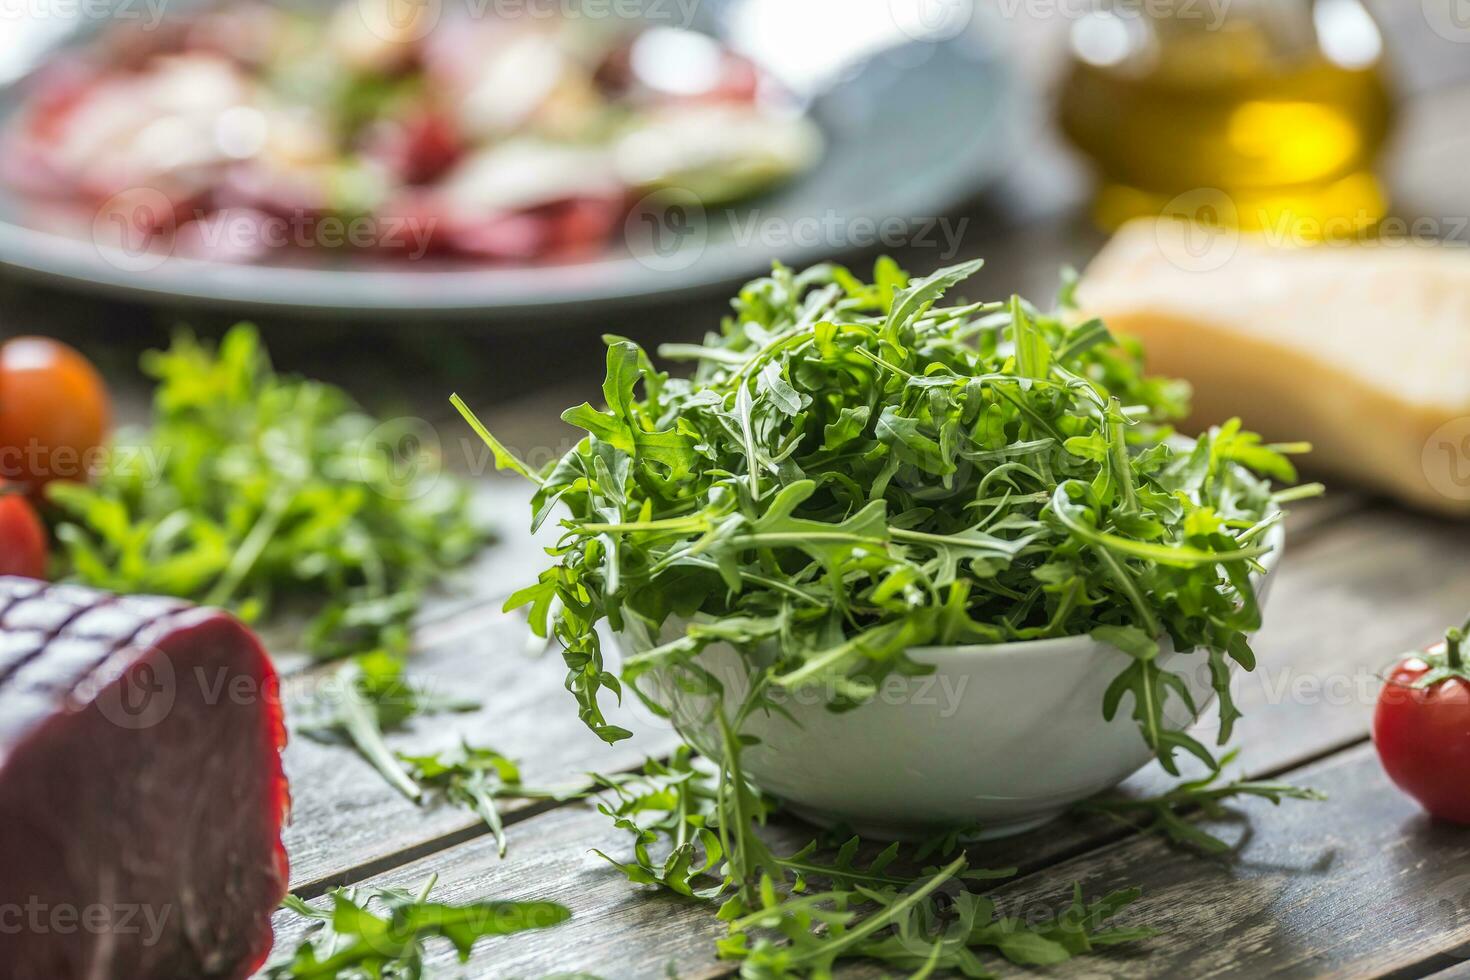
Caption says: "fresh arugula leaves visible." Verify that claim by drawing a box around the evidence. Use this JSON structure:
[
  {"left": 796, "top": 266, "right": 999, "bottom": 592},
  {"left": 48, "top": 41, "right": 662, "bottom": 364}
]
[
  {"left": 50, "top": 324, "right": 486, "bottom": 661},
  {"left": 268, "top": 876, "right": 570, "bottom": 979},
  {"left": 299, "top": 660, "right": 584, "bottom": 852},
  {"left": 591, "top": 751, "right": 1144, "bottom": 978},
  {"left": 460, "top": 258, "right": 1311, "bottom": 772},
  {"left": 1077, "top": 751, "right": 1327, "bottom": 854},
  {"left": 457, "top": 257, "right": 1319, "bottom": 977}
]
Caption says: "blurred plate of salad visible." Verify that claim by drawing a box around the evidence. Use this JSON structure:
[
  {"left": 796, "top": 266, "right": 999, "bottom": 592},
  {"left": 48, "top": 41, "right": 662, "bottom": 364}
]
[{"left": 0, "top": 0, "right": 1016, "bottom": 314}]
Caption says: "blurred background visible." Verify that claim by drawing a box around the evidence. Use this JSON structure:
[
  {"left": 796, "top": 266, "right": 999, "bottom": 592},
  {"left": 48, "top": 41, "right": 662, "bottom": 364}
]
[{"left": 0, "top": 0, "right": 1467, "bottom": 473}]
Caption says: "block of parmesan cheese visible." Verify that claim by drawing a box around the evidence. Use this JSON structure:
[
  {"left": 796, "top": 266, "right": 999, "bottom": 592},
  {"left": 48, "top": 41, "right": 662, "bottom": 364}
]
[{"left": 1078, "top": 219, "right": 1470, "bottom": 515}]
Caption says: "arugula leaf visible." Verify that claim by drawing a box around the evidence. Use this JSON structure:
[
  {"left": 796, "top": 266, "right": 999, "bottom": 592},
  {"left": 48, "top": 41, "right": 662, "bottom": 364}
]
[
  {"left": 267, "top": 876, "right": 570, "bottom": 979},
  {"left": 884, "top": 257, "right": 986, "bottom": 344},
  {"left": 588, "top": 744, "right": 1139, "bottom": 978}
]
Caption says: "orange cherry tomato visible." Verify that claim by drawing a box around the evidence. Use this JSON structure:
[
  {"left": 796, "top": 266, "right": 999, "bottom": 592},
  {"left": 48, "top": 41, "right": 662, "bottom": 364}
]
[
  {"left": 0, "top": 481, "right": 47, "bottom": 579},
  {"left": 0, "top": 337, "right": 111, "bottom": 493}
]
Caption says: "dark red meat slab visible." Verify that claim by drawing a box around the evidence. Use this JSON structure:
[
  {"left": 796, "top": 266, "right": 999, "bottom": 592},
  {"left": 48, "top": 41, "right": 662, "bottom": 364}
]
[{"left": 0, "top": 577, "right": 290, "bottom": 980}]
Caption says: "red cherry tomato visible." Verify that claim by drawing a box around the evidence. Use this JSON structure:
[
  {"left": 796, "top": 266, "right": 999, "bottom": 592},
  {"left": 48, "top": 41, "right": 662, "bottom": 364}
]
[
  {"left": 0, "top": 337, "right": 111, "bottom": 494},
  {"left": 0, "top": 483, "right": 48, "bottom": 579},
  {"left": 1374, "top": 624, "right": 1470, "bottom": 823}
]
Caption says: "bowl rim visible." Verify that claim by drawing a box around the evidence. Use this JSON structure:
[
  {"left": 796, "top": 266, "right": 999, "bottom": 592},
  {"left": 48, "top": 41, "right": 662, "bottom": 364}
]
[{"left": 635, "top": 507, "right": 1287, "bottom": 667}]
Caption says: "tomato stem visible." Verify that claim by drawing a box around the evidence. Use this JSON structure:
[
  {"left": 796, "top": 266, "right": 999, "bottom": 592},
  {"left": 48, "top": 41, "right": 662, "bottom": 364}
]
[{"left": 1448, "top": 627, "right": 1465, "bottom": 671}]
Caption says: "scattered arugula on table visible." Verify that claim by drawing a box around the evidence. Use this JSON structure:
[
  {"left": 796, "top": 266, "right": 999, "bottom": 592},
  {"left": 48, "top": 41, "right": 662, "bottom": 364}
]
[
  {"left": 268, "top": 875, "right": 570, "bottom": 979},
  {"left": 296, "top": 651, "right": 479, "bottom": 802},
  {"left": 455, "top": 256, "right": 1323, "bottom": 976},
  {"left": 43, "top": 325, "right": 506, "bottom": 824},
  {"left": 1076, "top": 750, "right": 1328, "bottom": 855},
  {"left": 297, "top": 657, "right": 583, "bottom": 855},
  {"left": 592, "top": 751, "right": 1150, "bottom": 976},
  {"left": 399, "top": 741, "right": 586, "bottom": 858},
  {"left": 49, "top": 323, "right": 486, "bottom": 661}
]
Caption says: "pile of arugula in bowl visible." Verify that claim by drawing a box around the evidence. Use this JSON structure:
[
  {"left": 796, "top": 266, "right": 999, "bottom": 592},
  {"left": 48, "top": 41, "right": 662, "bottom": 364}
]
[
  {"left": 459, "top": 257, "right": 1321, "bottom": 972},
  {"left": 466, "top": 258, "right": 1315, "bottom": 772}
]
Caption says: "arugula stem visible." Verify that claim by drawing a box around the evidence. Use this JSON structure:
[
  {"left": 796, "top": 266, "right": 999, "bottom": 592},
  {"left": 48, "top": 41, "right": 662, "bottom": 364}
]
[
  {"left": 206, "top": 486, "right": 294, "bottom": 607},
  {"left": 463, "top": 772, "right": 509, "bottom": 858},
  {"left": 714, "top": 709, "right": 747, "bottom": 898},
  {"left": 664, "top": 556, "right": 826, "bottom": 606},
  {"left": 772, "top": 857, "right": 926, "bottom": 890},
  {"left": 335, "top": 666, "right": 422, "bottom": 802},
  {"left": 452, "top": 394, "right": 544, "bottom": 486},
  {"left": 853, "top": 346, "right": 915, "bottom": 379},
  {"left": 1106, "top": 398, "right": 1138, "bottom": 515},
  {"left": 787, "top": 856, "right": 966, "bottom": 967},
  {"left": 889, "top": 527, "right": 1000, "bottom": 549},
  {"left": 994, "top": 384, "right": 1063, "bottom": 441},
  {"left": 1270, "top": 482, "right": 1326, "bottom": 504},
  {"left": 581, "top": 516, "right": 710, "bottom": 534},
  {"left": 1093, "top": 547, "right": 1161, "bottom": 638}
]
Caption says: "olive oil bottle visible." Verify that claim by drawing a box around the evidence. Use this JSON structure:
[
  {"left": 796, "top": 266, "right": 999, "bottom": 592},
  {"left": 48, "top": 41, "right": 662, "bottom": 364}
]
[{"left": 1057, "top": 0, "right": 1394, "bottom": 236}]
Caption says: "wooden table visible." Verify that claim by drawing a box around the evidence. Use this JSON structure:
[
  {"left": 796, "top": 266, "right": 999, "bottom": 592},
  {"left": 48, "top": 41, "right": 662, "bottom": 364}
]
[
  {"left": 245, "top": 482, "right": 1470, "bottom": 980},
  {"left": 6, "top": 3, "right": 1470, "bottom": 977}
]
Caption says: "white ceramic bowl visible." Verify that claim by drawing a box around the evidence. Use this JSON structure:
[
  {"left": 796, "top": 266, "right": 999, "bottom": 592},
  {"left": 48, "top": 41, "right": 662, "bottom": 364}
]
[{"left": 628, "top": 521, "right": 1285, "bottom": 841}]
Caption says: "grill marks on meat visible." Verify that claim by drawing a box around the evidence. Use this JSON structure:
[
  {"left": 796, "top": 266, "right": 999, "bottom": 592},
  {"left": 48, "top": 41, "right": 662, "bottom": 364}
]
[{"left": 0, "top": 578, "right": 290, "bottom": 980}]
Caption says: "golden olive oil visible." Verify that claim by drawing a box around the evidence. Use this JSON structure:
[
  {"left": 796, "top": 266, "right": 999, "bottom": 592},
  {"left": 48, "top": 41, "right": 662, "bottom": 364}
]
[{"left": 1058, "top": 1, "right": 1394, "bottom": 236}]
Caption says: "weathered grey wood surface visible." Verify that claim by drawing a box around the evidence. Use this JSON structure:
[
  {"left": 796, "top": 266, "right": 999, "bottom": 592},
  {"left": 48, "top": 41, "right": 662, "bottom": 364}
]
[
  {"left": 978, "top": 744, "right": 1470, "bottom": 980},
  {"left": 253, "top": 480, "right": 1470, "bottom": 978}
]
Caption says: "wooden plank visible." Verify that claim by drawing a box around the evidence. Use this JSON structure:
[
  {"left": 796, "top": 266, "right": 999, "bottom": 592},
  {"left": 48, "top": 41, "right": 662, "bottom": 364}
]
[
  {"left": 1225, "top": 506, "right": 1470, "bottom": 764},
  {"left": 265, "top": 797, "right": 759, "bottom": 980},
  {"left": 262, "top": 746, "right": 1468, "bottom": 980},
  {"left": 1428, "top": 953, "right": 1470, "bottom": 978},
  {"left": 278, "top": 608, "right": 682, "bottom": 893},
  {"left": 966, "top": 743, "right": 1470, "bottom": 979}
]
